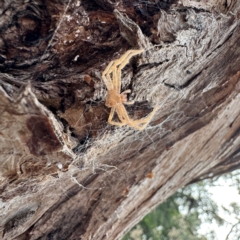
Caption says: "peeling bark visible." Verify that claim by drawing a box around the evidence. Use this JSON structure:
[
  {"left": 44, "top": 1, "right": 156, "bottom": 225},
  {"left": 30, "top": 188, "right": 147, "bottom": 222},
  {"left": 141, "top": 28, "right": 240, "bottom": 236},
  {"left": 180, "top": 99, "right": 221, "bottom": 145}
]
[{"left": 0, "top": 0, "right": 240, "bottom": 239}]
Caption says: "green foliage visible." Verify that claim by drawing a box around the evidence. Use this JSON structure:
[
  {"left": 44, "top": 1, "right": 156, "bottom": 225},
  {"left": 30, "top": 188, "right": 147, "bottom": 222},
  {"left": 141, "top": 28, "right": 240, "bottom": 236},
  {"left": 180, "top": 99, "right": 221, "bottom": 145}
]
[
  {"left": 122, "top": 190, "right": 208, "bottom": 240},
  {"left": 123, "top": 182, "right": 224, "bottom": 240},
  {"left": 122, "top": 170, "right": 240, "bottom": 240}
]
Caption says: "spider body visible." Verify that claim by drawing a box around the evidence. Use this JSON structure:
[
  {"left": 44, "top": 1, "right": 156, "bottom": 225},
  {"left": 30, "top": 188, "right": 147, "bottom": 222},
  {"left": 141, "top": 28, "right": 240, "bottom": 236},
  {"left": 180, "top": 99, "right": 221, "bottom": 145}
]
[
  {"left": 102, "top": 49, "right": 158, "bottom": 130},
  {"left": 105, "top": 89, "right": 130, "bottom": 107}
]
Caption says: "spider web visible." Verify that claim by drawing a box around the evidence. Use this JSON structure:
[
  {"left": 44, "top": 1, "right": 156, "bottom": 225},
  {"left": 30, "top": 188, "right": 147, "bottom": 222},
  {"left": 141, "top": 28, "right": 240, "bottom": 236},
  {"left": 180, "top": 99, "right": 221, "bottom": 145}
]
[
  {"left": 0, "top": 0, "right": 239, "bottom": 239},
  {"left": 74, "top": 8, "right": 229, "bottom": 167},
  {"left": 0, "top": 0, "right": 235, "bottom": 193}
]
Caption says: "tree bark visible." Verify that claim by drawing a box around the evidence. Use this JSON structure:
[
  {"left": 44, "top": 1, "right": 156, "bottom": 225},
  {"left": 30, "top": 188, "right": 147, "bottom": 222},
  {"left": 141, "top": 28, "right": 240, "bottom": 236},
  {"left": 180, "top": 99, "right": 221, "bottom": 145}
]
[{"left": 0, "top": 0, "right": 240, "bottom": 239}]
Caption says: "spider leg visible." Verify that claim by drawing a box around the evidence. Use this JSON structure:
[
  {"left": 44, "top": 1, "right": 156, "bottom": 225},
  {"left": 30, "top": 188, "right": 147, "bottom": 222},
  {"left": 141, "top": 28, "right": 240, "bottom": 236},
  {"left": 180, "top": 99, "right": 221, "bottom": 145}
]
[
  {"left": 122, "top": 89, "right": 131, "bottom": 94},
  {"left": 124, "top": 101, "right": 135, "bottom": 105},
  {"left": 102, "top": 60, "right": 114, "bottom": 90},
  {"left": 115, "top": 104, "right": 131, "bottom": 124},
  {"left": 108, "top": 107, "right": 126, "bottom": 126},
  {"left": 128, "top": 106, "right": 159, "bottom": 131},
  {"left": 112, "top": 49, "right": 144, "bottom": 93},
  {"left": 110, "top": 104, "right": 158, "bottom": 130},
  {"left": 121, "top": 89, "right": 135, "bottom": 105}
]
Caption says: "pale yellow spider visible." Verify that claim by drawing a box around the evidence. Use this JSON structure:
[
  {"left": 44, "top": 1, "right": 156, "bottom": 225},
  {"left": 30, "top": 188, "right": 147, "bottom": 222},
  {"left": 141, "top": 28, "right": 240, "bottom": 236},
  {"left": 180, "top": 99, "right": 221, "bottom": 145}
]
[{"left": 102, "top": 49, "right": 158, "bottom": 131}]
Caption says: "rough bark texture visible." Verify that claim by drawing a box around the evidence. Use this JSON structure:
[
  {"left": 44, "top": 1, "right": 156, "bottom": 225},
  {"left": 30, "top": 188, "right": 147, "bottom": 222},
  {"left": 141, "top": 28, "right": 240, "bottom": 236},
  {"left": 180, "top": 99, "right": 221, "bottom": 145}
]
[{"left": 0, "top": 0, "right": 240, "bottom": 239}]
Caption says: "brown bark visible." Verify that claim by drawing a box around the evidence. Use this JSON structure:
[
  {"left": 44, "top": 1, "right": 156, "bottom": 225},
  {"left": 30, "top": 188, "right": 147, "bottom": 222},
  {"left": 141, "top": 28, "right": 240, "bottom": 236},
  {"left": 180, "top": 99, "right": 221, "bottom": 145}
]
[{"left": 0, "top": 0, "right": 240, "bottom": 239}]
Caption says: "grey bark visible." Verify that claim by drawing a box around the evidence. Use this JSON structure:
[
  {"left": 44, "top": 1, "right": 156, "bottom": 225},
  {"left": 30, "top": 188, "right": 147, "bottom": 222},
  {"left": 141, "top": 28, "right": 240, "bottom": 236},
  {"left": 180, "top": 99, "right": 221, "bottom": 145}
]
[{"left": 0, "top": 0, "right": 240, "bottom": 239}]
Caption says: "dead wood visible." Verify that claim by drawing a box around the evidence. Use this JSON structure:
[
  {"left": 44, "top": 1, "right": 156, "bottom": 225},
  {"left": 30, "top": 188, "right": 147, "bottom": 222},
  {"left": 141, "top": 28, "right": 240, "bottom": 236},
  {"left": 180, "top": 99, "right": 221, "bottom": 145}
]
[{"left": 0, "top": 0, "right": 240, "bottom": 239}]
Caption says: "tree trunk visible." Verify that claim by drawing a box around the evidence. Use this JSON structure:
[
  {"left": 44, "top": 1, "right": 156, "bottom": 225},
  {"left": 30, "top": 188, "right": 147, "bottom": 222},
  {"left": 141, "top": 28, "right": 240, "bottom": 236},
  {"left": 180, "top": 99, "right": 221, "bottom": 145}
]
[{"left": 0, "top": 0, "right": 240, "bottom": 239}]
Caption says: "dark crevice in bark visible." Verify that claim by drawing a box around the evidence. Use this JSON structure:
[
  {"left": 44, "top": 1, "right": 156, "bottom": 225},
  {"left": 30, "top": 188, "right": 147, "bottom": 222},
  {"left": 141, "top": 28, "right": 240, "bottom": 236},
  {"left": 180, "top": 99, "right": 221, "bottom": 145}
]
[
  {"left": 179, "top": 70, "right": 203, "bottom": 89},
  {"left": 0, "top": 0, "right": 240, "bottom": 239},
  {"left": 183, "top": 162, "right": 203, "bottom": 178}
]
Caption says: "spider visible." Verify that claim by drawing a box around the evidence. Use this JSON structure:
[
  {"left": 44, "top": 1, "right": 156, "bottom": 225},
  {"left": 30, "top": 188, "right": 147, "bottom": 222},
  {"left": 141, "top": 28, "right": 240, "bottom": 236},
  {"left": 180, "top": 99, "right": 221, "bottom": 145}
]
[{"left": 102, "top": 49, "right": 158, "bottom": 131}]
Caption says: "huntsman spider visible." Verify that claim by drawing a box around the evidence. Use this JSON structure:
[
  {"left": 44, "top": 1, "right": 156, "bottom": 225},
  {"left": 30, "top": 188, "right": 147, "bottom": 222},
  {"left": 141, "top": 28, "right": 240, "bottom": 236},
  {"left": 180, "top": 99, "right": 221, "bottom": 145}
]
[{"left": 102, "top": 49, "right": 158, "bottom": 131}]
